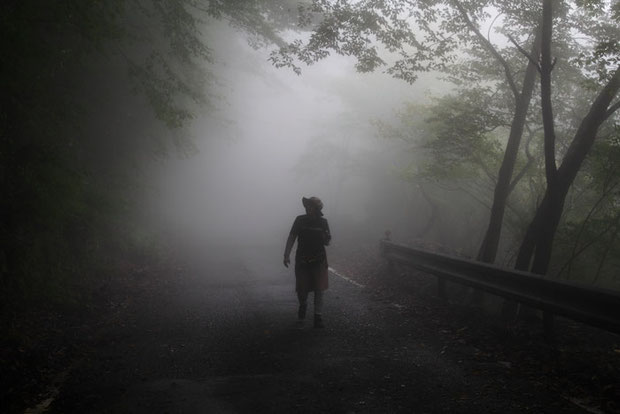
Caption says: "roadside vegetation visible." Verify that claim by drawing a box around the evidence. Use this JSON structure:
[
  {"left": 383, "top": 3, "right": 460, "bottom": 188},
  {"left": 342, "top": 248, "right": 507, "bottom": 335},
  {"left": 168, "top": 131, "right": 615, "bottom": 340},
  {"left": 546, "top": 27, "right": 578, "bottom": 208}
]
[{"left": 1, "top": 1, "right": 619, "bottom": 411}]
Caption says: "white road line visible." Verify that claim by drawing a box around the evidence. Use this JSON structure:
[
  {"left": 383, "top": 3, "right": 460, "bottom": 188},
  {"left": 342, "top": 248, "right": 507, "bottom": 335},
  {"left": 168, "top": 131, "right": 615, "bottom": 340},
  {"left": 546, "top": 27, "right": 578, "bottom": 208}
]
[
  {"left": 328, "top": 266, "right": 365, "bottom": 288},
  {"left": 329, "top": 267, "right": 409, "bottom": 311},
  {"left": 329, "top": 266, "right": 410, "bottom": 311}
]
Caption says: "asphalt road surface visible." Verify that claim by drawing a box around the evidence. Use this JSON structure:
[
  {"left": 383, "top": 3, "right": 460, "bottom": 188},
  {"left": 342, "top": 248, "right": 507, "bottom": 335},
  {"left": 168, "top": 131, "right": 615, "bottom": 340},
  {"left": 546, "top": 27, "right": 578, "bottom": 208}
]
[{"left": 43, "top": 245, "right": 586, "bottom": 413}]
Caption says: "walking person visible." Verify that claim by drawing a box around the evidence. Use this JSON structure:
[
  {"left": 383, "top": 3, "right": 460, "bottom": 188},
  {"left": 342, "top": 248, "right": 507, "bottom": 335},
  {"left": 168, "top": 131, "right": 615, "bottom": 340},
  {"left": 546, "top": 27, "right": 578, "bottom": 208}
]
[{"left": 283, "top": 197, "right": 331, "bottom": 328}]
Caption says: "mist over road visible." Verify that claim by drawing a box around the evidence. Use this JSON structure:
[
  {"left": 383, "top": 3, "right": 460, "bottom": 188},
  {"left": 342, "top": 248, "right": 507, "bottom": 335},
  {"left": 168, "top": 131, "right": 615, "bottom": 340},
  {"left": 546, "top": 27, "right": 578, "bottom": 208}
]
[{"left": 46, "top": 245, "right": 584, "bottom": 413}]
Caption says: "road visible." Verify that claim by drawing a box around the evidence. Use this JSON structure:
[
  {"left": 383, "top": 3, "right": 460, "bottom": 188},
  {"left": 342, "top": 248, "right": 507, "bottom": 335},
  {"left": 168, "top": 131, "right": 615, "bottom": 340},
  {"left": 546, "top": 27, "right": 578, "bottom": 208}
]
[{"left": 44, "top": 245, "right": 586, "bottom": 413}]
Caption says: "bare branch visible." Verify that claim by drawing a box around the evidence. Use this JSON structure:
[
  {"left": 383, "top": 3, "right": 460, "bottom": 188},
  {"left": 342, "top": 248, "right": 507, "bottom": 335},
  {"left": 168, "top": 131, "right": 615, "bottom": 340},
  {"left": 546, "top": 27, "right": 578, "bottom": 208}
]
[
  {"left": 555, "top": 221, "right": 614, "bottom": 279},
  {"left": 507, "top": 34, "right": 540, "bottom": 73},
  {"left": 556, "top": 197, "right": 620, "bottom": 280},
  {"left": 541, "top": 0, "right": 558, "bottom": 184},
  {"left": 451, "top": 0, "right": 520, "bottom": 100},
  {"left": 605, "top": 100, "right": 620, "bottom": 120},
  {"left": 435, "top": 182, "right": 493, "bottom": 211},
  {"left": 487, "top": 13, "right": 503, "bottom": 44}
]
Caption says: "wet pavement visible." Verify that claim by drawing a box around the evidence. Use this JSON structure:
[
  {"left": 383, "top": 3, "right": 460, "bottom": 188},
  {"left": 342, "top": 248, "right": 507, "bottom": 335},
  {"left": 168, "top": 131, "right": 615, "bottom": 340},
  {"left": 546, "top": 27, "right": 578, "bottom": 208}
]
[{"left": 45, "top": 245, "right": 586, "bottom": 413}]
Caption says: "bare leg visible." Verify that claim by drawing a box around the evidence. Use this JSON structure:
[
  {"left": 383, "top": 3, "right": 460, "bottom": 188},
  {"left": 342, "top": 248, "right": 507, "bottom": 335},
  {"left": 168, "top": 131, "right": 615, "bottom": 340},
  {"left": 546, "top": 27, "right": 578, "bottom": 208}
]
[
  {"left": 313, "top": 290, "right": 324, "bottom": 328},
  {"left": 314, "top": 290, "right": 324, "bottom": 316},
  {"left": 297, "top": 290, "right": 308, "bottom": 320}
]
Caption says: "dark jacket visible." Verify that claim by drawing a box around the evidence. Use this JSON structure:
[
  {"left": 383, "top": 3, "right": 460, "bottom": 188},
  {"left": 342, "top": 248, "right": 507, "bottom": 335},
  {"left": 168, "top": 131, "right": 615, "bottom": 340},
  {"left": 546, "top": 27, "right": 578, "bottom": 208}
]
[{"left": 285, "top": 214, "right": 331, "bottom": 266}]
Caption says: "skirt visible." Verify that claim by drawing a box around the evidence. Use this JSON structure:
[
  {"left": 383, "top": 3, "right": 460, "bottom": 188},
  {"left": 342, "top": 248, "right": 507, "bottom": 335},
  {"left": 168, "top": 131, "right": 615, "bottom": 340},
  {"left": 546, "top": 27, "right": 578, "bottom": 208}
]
[{"left": 295, "top": 259, "right": 328, "bottom": 292}]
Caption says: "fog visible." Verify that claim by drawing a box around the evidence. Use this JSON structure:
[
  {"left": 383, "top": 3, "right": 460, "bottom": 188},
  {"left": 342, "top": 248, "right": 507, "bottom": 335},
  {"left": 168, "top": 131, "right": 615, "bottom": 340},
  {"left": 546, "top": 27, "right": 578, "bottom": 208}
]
[{"left": 148, "top": 21, "right": 451, "bottom": 254}]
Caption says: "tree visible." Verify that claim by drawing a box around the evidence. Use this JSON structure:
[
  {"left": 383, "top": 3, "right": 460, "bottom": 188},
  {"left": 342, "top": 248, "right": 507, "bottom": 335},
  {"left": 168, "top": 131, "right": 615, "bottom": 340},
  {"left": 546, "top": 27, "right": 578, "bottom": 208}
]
[
  {"left": 272, "top": 0, "right": 620, "bottom": 276},
  {"left": 514, "top": 0, "right": 620, "bottom": 275},
  {"left": 373, "top": 96, "right": 508, "bottom": 249},
  {"left": 270, "top": 0, "right": 547, "bottom": 264},
  {"left": 0, "top": 0, "right": 300, "bottom": 306},
  {"left": 554, "top": 135, "right": 620, "bottom": 285}
]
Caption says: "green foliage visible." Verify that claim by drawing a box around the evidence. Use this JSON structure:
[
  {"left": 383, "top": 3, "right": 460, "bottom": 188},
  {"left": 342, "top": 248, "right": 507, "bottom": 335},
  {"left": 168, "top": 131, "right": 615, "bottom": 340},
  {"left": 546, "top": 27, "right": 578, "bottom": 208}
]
[
  {"left": 0, "top": 0, "right": 294, "bottom": 309},
  {"left": 281, "top": 0, "right": 620, "bottom": 280},
  {"left": 422, "top": 90, "right": 506, "bottom": 178},
  {"left": 571, "top": 0, "right": 620, "bottom": 82},
  {"left": 377, "top": 90, "right": 505, "bottom": 185},
  {"left": 548, "top": 123, "right": 620, "bottom": 286},
  {"left": 270, "top": 0, "right": 552, "bottom": 83},
  {"left": 270, "top": 0, "right": 460, "bottom": 82}
]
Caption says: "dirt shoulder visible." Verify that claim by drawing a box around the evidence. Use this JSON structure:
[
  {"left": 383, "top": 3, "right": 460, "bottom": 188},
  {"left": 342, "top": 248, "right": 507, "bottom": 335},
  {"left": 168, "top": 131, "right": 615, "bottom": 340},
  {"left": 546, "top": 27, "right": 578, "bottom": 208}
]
[
  {"left": 1, "top": 255, "right": 179, "bottom": 414},
  {"left": 330, "top": 243, "right": 620, "bottom": 414}
]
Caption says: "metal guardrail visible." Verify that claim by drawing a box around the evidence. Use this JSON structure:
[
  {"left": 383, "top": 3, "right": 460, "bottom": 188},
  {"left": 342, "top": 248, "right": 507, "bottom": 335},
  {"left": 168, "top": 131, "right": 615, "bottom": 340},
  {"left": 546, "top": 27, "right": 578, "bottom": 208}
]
[{"left": 380, "top": 239, "right": 620, "bottom": 335}]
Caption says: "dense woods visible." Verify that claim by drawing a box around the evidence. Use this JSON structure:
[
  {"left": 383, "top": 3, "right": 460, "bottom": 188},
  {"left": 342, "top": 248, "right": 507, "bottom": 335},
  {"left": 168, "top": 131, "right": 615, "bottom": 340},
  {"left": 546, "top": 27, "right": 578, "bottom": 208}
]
[
  {"left": 274, "top": 0, "right": 620, "bottom": 288},
  {"left": 0, "top": 0, "right": 300, "bottom": 311},
  {"left": 1, "top": 0, "right": 619, "bottom": 339}
]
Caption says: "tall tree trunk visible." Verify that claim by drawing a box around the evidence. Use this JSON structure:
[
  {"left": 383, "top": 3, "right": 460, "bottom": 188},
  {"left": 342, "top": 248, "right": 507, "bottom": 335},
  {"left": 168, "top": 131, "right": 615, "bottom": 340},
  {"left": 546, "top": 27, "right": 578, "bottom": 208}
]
[
  {"left": 540, "top": 0, "right": 558, "bottom": 188},
  {"left": 516, "top": 66, "right": 620, "bottom": 274},
  {"left": 507, "top": 1, "right": 620, "bottom": 326},
  {"left": 455, "top": 0, "right": 544, "bottom": 266},
  {"left": 477, "top": 28, "right": 541, "bottom": 263}
]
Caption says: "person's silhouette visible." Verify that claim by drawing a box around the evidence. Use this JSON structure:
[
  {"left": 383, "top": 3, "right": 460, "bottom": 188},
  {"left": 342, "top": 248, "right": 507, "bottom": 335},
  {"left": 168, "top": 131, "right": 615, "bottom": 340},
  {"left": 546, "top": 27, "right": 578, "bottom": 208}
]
[{"left": 284, "top": 197, "right": 331, "bottom": 328}]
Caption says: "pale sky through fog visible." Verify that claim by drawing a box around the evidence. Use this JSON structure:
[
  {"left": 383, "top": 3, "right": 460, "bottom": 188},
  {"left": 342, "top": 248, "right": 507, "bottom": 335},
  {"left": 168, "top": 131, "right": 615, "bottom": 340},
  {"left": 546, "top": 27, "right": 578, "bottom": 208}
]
[{"left": 153, "top": 20, "right": 448, "bottom": 248}]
